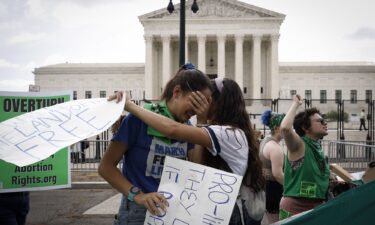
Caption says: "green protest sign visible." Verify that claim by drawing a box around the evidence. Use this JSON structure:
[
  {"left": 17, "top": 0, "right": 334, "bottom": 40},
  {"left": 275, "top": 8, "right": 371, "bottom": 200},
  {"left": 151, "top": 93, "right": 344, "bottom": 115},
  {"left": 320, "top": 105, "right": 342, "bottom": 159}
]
[{"left": 0, "top": 91, "right": 72, "bottom": 192}]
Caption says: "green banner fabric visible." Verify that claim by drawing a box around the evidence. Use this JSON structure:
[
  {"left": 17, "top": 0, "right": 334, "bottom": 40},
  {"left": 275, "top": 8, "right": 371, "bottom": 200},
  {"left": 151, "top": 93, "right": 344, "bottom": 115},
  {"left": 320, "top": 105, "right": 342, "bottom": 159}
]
[
  {"left": 280, "top": 180, "right": 375, "bottom": 225},
  {"left": 0, "top": 91, "right": 72, "bottom": 192}
]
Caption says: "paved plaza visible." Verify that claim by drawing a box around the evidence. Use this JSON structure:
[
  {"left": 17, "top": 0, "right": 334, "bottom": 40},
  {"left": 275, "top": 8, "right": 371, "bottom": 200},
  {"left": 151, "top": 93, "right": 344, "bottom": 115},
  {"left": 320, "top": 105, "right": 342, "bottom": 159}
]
[{"left": 26, "top": 186, "right": 118, "bottom": 225}]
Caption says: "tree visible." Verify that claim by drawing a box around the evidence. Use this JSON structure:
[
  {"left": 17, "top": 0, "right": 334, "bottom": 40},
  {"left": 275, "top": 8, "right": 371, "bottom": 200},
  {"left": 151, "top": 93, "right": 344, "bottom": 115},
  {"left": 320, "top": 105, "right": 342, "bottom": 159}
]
[{"left": 325, "top": 110, "right": 349, "bottom": 122}]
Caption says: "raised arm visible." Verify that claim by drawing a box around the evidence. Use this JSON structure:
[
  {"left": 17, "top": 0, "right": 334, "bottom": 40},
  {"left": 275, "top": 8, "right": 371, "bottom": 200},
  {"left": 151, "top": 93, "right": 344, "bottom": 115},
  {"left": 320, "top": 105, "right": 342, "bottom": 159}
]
[{"left": 280, "top": 95, "right": 305, "bottom": 161}]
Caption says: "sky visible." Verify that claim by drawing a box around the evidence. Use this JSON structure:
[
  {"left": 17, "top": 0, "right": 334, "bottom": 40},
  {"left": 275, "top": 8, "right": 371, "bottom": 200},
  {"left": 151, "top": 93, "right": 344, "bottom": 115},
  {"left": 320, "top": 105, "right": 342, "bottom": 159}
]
[{"left": 0, "top": 0, "right": 374, "bottom": 92}]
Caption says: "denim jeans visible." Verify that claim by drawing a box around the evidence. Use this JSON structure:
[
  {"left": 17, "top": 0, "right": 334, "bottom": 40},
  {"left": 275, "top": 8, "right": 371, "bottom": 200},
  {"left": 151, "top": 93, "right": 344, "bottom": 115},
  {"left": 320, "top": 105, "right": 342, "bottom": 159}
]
[
  {"left": 0, "top": 192, "right": 29, "bottom": 225},
  {"left": 114, "top": 195, "right": 147, "bottom": 225}
]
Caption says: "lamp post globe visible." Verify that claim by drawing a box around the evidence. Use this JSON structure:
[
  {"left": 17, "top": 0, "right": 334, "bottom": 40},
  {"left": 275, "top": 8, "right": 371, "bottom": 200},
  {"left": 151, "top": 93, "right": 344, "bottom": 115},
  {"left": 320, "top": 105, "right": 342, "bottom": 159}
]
[{"left": 167, "top": 0, "right": 199, "bottom": 66}]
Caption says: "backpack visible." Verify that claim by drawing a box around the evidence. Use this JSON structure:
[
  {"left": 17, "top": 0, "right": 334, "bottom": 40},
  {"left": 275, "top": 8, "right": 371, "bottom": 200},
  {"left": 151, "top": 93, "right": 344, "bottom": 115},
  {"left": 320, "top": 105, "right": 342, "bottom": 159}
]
[{"left": 239, "top": 184, "right": 266, "bottom": 221}]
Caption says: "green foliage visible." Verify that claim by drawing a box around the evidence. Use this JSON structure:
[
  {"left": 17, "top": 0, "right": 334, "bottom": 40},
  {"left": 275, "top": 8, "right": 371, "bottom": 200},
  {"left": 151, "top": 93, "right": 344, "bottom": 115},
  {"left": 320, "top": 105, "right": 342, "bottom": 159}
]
[{"left": 324, "top": 110, "right": 349, "bottom": 122}]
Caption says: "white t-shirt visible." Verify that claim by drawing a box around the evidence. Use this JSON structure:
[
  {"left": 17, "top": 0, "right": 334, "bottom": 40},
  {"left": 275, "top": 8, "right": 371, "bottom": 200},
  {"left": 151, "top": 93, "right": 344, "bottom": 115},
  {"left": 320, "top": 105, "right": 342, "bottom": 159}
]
[
  {"left": 360, "top": 111, "right": 366, "bottom": 119},
  {"left": 203, "top": 125, "right": 249, "bottom": 176}
]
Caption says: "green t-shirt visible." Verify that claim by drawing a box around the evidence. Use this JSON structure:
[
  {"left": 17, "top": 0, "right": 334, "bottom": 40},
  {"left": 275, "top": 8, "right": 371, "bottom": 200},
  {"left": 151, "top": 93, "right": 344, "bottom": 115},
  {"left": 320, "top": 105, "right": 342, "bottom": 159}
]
[{"left": 283, "top": 136, "right": 330, "bottom": 199}]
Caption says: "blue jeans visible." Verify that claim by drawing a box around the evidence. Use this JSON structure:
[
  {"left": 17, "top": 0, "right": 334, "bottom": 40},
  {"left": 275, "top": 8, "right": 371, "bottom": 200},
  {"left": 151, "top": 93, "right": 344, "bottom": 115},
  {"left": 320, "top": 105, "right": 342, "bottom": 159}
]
[
  {"left": 114, "top": 195, "right": 147, "bottom": 225},
  {"left": 0, "top": 192, "right": 29, "bottom": 225}
]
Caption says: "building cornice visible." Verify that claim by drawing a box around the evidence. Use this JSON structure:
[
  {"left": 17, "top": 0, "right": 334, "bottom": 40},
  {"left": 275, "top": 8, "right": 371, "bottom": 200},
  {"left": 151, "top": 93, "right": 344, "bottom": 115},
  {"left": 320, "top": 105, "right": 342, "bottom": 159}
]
[
  {"left": 279, "top": 62, "right": 375, "bottom": 73},
  {"left": 33, "top": 63, "right": 145, "bottom": 75},
  {"left": 139, "top": 0, "right": 285, "bottom": 23}
]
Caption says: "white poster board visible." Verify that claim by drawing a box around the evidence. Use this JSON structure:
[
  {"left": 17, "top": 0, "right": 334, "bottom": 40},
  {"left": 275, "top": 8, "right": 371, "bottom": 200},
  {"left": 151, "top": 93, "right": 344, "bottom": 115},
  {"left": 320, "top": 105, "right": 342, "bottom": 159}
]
[
  {"left": 144, "top": 156, "right": 243, "bottom": 225},
  {"left": 0, "top": 97, "right": 125, "bottom": 167}
]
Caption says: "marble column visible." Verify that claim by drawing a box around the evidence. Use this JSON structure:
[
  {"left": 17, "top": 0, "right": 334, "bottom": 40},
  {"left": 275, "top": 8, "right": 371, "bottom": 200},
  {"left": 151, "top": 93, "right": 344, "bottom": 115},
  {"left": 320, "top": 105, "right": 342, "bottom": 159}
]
[
  {"left": 162, "top": 35, "right": 171, "bottom": 87},
  {"left": 144, "top": 34, "right": 154, "bottom": 99},
  {"left": 270, "top": 35, "right": 280, "bottom": 99},
  {"left": 252, "top": 35, "right": 261, "bottom": 99},
  {"left": 217, "top": 34, "right": 226, "bottom": 78},
  {"left": 197, "top": 34, "right": 206, "bottom": 73},
  {"left": 235, "top": 34, "right": 244, "bottom": 91}
]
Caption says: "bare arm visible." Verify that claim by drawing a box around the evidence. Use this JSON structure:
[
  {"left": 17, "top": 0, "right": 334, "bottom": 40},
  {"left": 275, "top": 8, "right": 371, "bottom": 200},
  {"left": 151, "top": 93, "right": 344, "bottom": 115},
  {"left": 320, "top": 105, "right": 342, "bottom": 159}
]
[
  {"left": 267, "top": 142, "right": 284, "bottom": 185},
  {"left": 280, "top": 95, "right": 305, "bottom": 161},
  {"left": 98, "top": 141, "right": 128, "bottom": 194},
  {"left": 188, "top": 145, "right": 207, "bottom": 164},
  {"left": 98, "top": 141, "right": 167, "bottom": 215},
  {"left": 124, "top": 93, "right": 213, "bottom": 149}
]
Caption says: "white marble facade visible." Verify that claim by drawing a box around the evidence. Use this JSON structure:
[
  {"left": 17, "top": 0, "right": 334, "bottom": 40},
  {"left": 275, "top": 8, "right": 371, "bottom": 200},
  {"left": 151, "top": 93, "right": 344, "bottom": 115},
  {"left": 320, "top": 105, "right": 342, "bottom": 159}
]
[
  {"left": 34, "top": 63, "right": 145, "bottom": 100},
  {"left": 139, "top": 0, "right": 284, "bottom": 99},
  {"left": 34, "top": 0, "right": 375, "bottom": 106}
]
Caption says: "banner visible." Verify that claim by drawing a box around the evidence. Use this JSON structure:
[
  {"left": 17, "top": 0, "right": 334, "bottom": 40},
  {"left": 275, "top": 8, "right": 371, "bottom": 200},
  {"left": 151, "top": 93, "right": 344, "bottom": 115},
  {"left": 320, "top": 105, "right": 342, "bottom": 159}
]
[
  {"left": 276, "top": 180, "right": 375, "bottom": 225},
  {"left": 0, "top": 94, "right": 125, "bottom": 167},
  {"left": 144, "top": 156, "right": 243, "bottom": 225},
  {"left": 0, "top": 91, "right": 71, "bottom": 192}
]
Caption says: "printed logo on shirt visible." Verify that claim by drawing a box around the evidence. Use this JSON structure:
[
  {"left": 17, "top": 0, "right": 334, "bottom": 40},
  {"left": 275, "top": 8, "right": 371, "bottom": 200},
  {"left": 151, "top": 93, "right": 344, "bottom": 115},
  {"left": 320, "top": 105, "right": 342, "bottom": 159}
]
[
  {"left": 145, "top": 138, "right": 187, "bottom": 178},
  {"left": 299, "top": 181, "right": 317, "bottom": 198}
]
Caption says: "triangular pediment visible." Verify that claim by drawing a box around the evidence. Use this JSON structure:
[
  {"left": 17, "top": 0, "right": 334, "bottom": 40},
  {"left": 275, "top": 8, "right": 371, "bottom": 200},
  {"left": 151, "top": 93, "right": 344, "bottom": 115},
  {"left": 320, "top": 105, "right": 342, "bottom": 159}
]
[{"left": 139, "top": 0, "right": 285, "bottom": 21}]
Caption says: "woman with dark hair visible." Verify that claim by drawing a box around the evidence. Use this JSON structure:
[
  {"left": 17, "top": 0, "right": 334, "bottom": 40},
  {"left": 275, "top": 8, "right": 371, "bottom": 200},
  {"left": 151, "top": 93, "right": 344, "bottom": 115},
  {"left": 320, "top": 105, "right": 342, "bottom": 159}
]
[
  {"left": 259, "top": 110, "right": 285, "bottom": 223},
  {"left": 99, "top": 63, "right": 212, "bottom": 225},
  {"left": 121, "top": 78, "right": 265, "bottom": 225}
]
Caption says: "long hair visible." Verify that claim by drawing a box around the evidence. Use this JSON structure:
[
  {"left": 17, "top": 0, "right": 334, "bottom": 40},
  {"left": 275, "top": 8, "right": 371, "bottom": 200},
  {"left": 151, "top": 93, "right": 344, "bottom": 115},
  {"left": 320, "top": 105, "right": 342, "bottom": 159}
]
[
  {"left": 160, "top": 64, "right": 212, "bottom": 101},
  {"left": 209, "top": 78, "right": 265, "bottom": 192}
]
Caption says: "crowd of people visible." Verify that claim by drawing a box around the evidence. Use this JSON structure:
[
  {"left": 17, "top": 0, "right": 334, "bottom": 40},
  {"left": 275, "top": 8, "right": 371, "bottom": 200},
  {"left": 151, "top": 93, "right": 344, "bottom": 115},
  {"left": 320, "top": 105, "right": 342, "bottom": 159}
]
[
  {"left": 0, "top": 63, "right": 334, "bottom": 225},
  {"left": 96, "top": 63, "right": 333, "bottom": 225}
]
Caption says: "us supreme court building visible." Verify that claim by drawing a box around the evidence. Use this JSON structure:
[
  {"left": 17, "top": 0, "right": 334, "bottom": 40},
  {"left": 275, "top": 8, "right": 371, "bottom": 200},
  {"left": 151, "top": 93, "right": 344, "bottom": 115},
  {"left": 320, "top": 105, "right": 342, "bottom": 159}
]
[{"left": 34, "top": 0, "right": 375, "bottom": 111}]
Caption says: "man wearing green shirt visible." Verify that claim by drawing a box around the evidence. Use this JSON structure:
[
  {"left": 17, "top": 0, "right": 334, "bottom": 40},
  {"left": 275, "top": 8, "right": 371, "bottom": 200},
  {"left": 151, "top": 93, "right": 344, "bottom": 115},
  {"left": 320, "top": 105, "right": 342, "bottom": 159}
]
[{"left": 279, "top": 95, "right": 330, "bottom": 220}]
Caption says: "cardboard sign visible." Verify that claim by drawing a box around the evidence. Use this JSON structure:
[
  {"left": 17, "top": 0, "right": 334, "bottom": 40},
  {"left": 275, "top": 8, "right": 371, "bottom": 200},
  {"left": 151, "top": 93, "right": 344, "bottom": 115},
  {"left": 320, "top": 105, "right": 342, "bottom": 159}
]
[
  {"left": 330, "top": 164, "right": 354, "bottom": 182},
  {"left": 144, "top": 156, "right": 243, "bottom": 225},
  {"left": 0, "top": 91, "right": 73, "bottom": 192},
  {"left": 0, "top": 93, "right": 125, "bottom": 167}
]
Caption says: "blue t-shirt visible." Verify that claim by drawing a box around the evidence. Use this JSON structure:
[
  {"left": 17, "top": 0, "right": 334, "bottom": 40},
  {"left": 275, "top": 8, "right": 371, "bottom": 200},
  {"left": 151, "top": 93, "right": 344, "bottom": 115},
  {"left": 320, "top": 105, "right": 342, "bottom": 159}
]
[{"left": 112, "top": 113, "right": 194, "bottom": 193}]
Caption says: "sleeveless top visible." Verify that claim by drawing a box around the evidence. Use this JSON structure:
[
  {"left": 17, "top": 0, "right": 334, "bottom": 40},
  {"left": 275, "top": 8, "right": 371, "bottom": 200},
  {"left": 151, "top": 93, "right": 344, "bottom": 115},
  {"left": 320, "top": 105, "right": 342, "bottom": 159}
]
[
  {"left": 283, "top": 136, "right": 330, "bottom": 199},
  {"left": 259, "top": 136, "right": 277, "bottom": 181}
]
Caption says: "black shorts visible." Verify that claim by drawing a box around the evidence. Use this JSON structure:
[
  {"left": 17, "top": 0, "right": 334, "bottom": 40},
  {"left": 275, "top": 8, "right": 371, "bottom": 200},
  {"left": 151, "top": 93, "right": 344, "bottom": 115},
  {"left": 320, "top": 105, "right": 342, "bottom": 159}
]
[{"left": 265, "top": 180, "right": 283, "bottom": 213}]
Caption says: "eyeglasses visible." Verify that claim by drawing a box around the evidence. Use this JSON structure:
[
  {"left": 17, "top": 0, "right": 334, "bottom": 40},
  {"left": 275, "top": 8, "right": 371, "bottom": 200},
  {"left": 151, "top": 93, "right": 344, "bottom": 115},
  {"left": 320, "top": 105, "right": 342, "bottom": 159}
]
[{"left": 312, "top": 118, "right": 326, "bottom": 125}]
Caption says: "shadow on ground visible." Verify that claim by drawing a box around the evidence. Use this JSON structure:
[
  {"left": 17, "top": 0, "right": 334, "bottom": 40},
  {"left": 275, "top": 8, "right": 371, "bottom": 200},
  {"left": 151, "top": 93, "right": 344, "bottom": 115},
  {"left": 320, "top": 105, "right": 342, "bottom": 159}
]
[{"left": 26, "top": 171, "right": 118, "bottom": 225}]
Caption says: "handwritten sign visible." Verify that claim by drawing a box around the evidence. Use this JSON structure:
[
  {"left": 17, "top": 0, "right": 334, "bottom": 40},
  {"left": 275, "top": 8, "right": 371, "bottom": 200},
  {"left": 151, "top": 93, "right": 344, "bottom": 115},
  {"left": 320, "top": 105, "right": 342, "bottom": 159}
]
[
  {"left": 144, "top": 156, "right": 243, "bottom": 225},
  {"left": 0, "top": 95, "right": 125, "bottom": 167}
]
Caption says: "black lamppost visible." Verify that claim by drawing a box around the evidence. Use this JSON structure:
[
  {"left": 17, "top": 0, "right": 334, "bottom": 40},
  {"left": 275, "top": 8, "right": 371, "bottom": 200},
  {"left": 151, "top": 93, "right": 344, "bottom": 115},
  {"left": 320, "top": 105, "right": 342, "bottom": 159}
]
[{"left": 167, "top": 0, "right": 199, "bottom": 66}]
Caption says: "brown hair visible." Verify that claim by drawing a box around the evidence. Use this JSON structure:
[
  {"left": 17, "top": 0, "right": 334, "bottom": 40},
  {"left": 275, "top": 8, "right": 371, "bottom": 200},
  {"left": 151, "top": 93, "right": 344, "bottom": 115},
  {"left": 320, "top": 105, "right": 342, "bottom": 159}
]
[
  {"left": 294, "top": 107, "right": 321, "bottom": 136},
  {"left": 209, "top": 78, "right": 265, "bottom": 192},
  {"left": 160, "top": 65, "right": 212, "bottom": 101}
]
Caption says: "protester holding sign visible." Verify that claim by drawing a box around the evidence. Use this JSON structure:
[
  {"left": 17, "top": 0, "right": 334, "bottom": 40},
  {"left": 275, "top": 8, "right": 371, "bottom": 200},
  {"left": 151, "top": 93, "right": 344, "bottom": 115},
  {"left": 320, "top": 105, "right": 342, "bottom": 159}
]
[
  {"left": 98, "top": 63, "right": 212, "bottom": 225},
  {"left": 279, "top": 95, "right": 330, "bottom": 220},
  {"left": 121, "top": 78, "right": 266, "bottom": 225}
]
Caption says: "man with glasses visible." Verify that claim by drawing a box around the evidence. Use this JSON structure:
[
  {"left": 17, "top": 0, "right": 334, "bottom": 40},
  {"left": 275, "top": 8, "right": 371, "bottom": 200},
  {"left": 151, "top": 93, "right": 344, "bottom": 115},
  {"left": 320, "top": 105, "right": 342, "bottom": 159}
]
[{"left": 278, "top": 95, "right": 330, "bottom": 220}]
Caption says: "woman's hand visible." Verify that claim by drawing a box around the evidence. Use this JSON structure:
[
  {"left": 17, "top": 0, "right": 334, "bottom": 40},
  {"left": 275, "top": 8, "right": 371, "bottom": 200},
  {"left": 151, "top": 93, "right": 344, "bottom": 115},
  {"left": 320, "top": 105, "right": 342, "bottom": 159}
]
[
  {"left": 134, "top": 192, "right": 168, "bottom": 216},
  {"left": 189, "top": 91, "right": 211, "bottom": 123},
  {"left": 107, "top": 91, "right": 124, "bottom": 103},
  {"left": 107, "top": 91, "right": 133, "bottom": 111}
]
